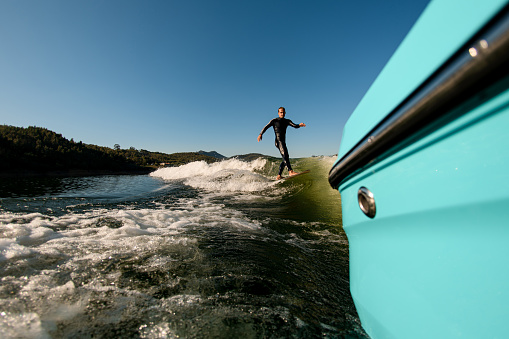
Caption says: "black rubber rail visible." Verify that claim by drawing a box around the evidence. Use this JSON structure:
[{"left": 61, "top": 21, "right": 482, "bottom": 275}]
[{"left": 329, "top": 4, "right": 509, "bottom": 190}]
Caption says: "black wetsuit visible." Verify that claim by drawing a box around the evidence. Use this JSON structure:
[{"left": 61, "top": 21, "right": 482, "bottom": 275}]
[{"left": 260, "top": 117, "right": 301, "bottom": 176}]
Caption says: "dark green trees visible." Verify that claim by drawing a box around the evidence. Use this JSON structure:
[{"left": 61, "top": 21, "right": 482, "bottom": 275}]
[{"left": 0, "top": 125, "right": 217, "bottom": 174}]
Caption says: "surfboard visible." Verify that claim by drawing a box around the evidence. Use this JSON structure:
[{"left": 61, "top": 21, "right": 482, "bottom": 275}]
[{"left": 276, "top": 170, "right": 311, "bottom": 181}]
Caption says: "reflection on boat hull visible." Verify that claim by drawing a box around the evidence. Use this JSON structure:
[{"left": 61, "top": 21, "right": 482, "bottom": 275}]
[{"left": 329, "top": 0, "right": 509, "bottom": 338}]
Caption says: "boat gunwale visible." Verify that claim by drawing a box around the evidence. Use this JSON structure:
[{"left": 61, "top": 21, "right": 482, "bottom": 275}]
[{"left": 329, "top": 4, "right": 509, "bottom": 190}]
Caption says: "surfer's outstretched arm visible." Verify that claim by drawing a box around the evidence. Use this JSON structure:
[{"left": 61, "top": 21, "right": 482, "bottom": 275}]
[
  {"left": 257, "top": 119, "right": 274, "bottom": 142},
  {"left": 288, "top": 120, "right": 306, "bottom": 129}
]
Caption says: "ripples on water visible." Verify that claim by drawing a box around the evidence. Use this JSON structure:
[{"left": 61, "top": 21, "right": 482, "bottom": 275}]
[{"left": 0, "top": 157, "right": 367, "bottom": 338}]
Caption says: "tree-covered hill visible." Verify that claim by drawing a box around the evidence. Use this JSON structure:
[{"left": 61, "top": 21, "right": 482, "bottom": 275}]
[{"left": 0, "top": 125, "right": 218, "bottom": 175}]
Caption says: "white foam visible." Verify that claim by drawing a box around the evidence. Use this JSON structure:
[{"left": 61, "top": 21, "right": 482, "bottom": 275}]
[
  {"left": 0, "top": 194, "right": 266, "bottom": 336},
  {"left": 150, "top": 158, "right": 276, "bottom": 192},
  {"left": 0, "top": 194, "right": 262, "bottom": 265},
  {"left": 0, "top": 158, "right": 279, "bottom": 336},
  {"left": 0, "top": 312, "right": 51, "bottom": 339},
  {"left": 151, "top": 158, "right": 266, "bottom": 179},
  {"left": 0, "top": 238, "right": 35, "bottom": 261},
  {"left": 139, "top": 322, "right": 176, "bottom": 339}
]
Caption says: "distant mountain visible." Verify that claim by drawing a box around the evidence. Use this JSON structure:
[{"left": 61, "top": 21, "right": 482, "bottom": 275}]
[{"left": 198, "top": 150, "right": 226, "bottom": 159}]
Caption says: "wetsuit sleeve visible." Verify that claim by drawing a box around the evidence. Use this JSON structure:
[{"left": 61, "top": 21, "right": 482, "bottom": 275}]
[
  {"left": 259, "top": 119, "right": 274, "bottom": 135},
  {"left": 288, "top": 120, "right": 300, "bottom": 128}
]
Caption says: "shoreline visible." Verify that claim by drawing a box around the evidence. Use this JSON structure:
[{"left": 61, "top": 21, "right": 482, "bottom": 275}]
[{"left": 0, "top": 167, "right": 156, "bottom": 178}]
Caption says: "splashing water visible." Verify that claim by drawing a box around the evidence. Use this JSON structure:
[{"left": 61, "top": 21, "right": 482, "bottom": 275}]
[{"left": 0, "top": 157, "right": 367, "bottom": 338}]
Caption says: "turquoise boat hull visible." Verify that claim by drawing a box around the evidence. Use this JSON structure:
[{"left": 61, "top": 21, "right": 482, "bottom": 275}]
[{"left": 330, "top": 0, "right": 509, "bottom": 338}]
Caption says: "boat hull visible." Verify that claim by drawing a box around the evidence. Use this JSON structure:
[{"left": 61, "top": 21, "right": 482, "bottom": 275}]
[
  {"left": 340, "top": 86, "right": 509, "bottom": 338},
  {"left": 330, "top": 0, "right": 509, "bottom": 337}
]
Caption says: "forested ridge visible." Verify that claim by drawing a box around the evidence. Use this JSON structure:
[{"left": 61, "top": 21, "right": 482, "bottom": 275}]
[{"left": 0, "top": 125, "right": 218, "bottom": 175}]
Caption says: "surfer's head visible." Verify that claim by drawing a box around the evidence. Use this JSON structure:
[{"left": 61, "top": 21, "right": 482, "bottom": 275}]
[{"left": 278, "top": 107, "right": 286, "bottom": 118}]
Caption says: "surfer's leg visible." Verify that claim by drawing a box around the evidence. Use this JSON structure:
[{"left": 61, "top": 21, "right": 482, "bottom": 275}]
[
  {"left": 278, "top": 161, "right": 286, "bottom": 176},
  {"left": 276, "top": 141, "right": 293, "bottom": 174}
]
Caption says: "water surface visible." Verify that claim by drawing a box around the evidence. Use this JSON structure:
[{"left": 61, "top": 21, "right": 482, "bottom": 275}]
[{"left": 0, "top": 157, "right": 367, "bottom": 338}]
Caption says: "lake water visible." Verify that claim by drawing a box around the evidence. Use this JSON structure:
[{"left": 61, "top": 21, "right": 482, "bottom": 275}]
[{"left": 0, "top": 157, "right": 368, "bottom": 338}]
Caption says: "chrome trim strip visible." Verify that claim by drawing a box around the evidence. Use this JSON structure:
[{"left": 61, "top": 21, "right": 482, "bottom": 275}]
[{"left": 329, "top": 5, "right": 509, "bottom": 190}]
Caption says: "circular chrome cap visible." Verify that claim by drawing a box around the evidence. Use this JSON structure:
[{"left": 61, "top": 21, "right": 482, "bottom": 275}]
[{"left": 358, "top": 187, "right": 376, "bottom": 218}]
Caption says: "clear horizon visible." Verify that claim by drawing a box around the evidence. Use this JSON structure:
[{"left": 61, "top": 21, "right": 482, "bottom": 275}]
[{"left": 0, "top": 0, "right": 430, "bottom": 158}]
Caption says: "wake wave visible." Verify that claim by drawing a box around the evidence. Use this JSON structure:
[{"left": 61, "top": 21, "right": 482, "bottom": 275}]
[
  {"left": 0, "top": 156, "right": 352, "bottom": 338},
  {"left": 150, "top": 158, "right": 277, "bottom": 193}
]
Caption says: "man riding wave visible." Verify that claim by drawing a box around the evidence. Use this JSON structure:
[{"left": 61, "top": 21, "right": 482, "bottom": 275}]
[{"left": 257, "top": 107, "right": 306, "bottom": 180}]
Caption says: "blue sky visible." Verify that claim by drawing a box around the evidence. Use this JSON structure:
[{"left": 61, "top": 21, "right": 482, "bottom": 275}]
[{"left": 0, "top": 0, "right": 430, "bottom": 158}]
